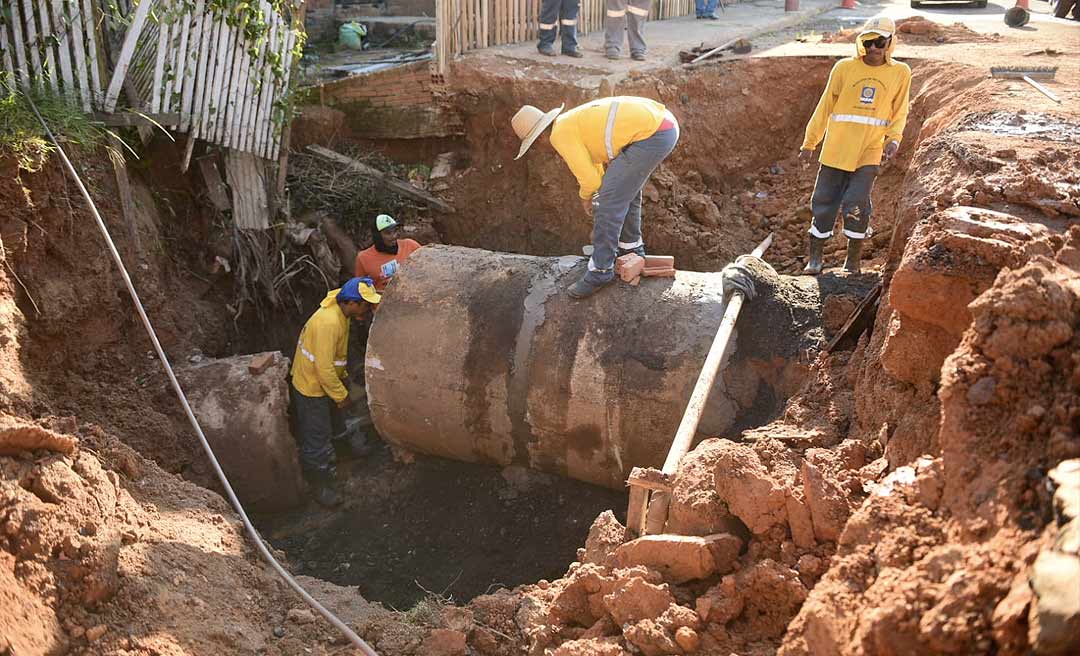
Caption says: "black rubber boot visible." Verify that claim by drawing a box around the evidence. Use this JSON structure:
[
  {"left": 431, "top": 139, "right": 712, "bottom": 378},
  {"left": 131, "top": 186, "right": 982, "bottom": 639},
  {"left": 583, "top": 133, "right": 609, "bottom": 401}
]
[
  {"left": 305, "top": 468, "right": 342, "bottom": 507},
  {"left": 843, "top": 238, "right": 864, "bottom": 274},
  {"left": 803, "top": 236, "right": 826, "bottom": 275}
]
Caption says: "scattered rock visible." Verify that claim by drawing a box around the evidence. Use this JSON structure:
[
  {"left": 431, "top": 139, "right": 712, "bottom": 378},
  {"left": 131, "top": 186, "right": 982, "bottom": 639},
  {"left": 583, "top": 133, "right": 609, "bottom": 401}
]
[
  {"left": 85, "top": 624, "right": 107, "bottom": 643},
  {"left": 674, "top": 626, "right": 700, "bottom": 652},
  {"left": 1028, "top": 550, "right": 1080, "bottom": 654},
  {"left": 287, "top": 608, "right": 316, "bottom": 625},
  {"left": 686, "top": 194, "right": 721, "bottom": 228},
  {"left": 420, "top": 628, "right": 467, "bottom": 656},
  {"left": 272, "top": 627, "right": 286, "bottom": 638},
  {"left": 603, "top": 576, "right": 676, "bottom": 626},
  {"left": 614, "top": 533, "right": 741, "bottom": 583},
  {"left": 583, "top": 511, "right": 626, "bottom": 568}
]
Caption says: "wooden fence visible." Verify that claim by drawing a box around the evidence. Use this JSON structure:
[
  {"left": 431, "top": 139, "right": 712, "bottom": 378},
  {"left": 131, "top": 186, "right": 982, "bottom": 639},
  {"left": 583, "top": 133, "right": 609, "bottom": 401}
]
[
  {"left": 0, "top": 0, "right": 301, "bottom": 161},
  {"left": 434, "top": 0, "right": 697, "bottom": 73},
  {"left": 0, "top": 0, "right": 107, "bottom": 111}
]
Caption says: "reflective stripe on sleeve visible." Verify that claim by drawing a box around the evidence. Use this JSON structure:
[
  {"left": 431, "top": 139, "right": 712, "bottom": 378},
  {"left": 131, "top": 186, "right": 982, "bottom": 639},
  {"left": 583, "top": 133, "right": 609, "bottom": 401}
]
[{"left": 604, "top": 101, "right": 620, "bottom": 160}]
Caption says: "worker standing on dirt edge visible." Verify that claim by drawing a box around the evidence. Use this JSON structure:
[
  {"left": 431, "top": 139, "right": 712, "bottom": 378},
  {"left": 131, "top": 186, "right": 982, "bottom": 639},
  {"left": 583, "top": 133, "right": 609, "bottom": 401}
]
[
  {"left": 604, "top": 0, "right": 650, "bottom": 60},
  {"left": 355, "top": 214, "right": 422, "bottom": 292},
  {"left": 538, "top": 0, "right": 583, "bottom": 57},
  {"left": 511, "top": 96, "right": 678, "bottom": 298},
  {"left": 290, "top": 277, "right": 381, "bottom": 507},
  {"left": 799, "top": 16, "right": 911, "bottom": 275}
]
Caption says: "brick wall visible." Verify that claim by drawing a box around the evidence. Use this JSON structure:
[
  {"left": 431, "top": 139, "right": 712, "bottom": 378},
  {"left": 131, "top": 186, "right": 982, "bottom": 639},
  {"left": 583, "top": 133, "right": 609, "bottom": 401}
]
[{"left": 305, "top": 62, "right": 463, "bottom": 139}]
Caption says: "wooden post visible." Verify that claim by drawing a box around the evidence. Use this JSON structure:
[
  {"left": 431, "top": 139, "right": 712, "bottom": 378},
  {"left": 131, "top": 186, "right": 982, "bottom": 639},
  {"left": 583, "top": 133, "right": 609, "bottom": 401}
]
[
  {"left": 642, "top": 234, "right": 774, "bottom": 535},
  {"left": 104, "top": 0, "right": 153, "bottom": 111}
]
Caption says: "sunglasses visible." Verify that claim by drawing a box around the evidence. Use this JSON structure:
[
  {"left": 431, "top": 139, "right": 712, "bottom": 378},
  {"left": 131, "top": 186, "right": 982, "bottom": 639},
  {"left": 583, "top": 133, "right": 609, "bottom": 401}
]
[{"left": 863, "top": 36, "right": 889, "bottom": 50}]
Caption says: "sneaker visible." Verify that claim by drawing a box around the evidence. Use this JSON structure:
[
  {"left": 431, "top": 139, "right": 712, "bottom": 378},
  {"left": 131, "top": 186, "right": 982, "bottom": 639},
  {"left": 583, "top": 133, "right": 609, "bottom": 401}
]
[
  {"left": 705, "top": 12, "right": 720, "bottom": 19},
  {"left": 617, "top": 244, "right": 647, "bottom": 258},
  {"left": 562, "top": 48, "right": 584, "bottom": 58},
  {"left": 538, "top": 45, "right": 557, "bottom": 57},
  {"left": 605, "top": 49, "right": 621, "bottom": 60},
  {"left": 631, "top": 51, "right": 646, "bottom": 61},
  {"left": 568, "top": 271, "right": 615, "bottom": 299}
]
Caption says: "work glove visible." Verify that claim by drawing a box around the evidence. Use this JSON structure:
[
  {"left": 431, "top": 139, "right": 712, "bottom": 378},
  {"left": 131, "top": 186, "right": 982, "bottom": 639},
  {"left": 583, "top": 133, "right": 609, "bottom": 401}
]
[{"left": 721, "top": 261, "right": 757, "bottom": 301}]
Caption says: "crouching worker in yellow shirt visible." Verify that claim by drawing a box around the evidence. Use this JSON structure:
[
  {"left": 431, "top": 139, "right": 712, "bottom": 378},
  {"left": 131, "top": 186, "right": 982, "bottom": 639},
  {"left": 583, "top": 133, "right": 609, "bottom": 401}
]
[
  {"left": 511, "top": 96, "right": 680, "bottom": 299},
  {"left": 290, "top": 277, "right": 380, "bottom": 506},
  {"left": 799, "top": 17, "right": 911, "bottom": 275}
]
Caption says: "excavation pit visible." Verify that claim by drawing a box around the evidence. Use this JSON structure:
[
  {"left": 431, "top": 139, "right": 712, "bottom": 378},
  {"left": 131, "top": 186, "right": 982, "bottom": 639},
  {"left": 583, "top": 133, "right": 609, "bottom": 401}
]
[{"left": 256, "top": 444, "right": 626, "bottom": 610}]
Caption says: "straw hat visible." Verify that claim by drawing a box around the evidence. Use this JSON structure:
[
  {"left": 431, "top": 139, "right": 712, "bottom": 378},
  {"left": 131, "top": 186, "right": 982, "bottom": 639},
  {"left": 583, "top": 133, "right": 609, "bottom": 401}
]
[{"left": 512, "top": 104, "right": 564, "bottom": 160}]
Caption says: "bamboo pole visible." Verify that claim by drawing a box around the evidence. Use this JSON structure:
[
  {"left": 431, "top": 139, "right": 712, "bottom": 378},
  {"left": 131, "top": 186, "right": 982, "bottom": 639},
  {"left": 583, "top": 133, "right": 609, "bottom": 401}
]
[{"left": 638, "top": 234, "right": 775, "bottom": 536}]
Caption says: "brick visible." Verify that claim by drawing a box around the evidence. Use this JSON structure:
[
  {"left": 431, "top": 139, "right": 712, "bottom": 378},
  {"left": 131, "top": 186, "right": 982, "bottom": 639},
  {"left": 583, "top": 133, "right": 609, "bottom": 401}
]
[
  {"left": 644, "top": 255, "right": 675, "bottom": 269},
  {"left": 248, "top": 352, "right": 275, "bottom": 376},
  {"left": 615, "top": 254, "right": 646, "bottom": 282},
  {"left": 642, "top": 267, "right": 676, "bottom": 278}
]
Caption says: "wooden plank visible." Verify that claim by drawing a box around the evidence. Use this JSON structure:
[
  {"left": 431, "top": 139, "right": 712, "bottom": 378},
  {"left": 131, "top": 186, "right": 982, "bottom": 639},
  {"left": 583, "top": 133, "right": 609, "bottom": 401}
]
[
  {"left": 8, "top": 0, "right": 31, "bottom": 87},
  {"left": 643, "top": 234, "right": 774, "bottom": 535},
  {"left": 0, "top": 14, "right": 14, "bottom": 82},
  {"left": 269, "top": 25, "right": 296, "bottom": 160},
  {"left": 213, "top": 18, "right": 236, "bottom": 145},
  {"left": 188, "top": 2, "right": 214, "bottom": 133},
  {"left": 625, "top": 486, "right": 649, "bottom": 539},
  {"left": 37, "top": 0, "right": 59, "bottom": 92},
  {"left": 164, "top": 19, "right": 179, "bottom": 111},
  {"left": 68, "top": 0, "right": 92, "bottom": 111},
  {"left": 49, "top": 0, "right": 75, "bottom": 97},
  {"left": 205, "top": 12, "right": 231, "bottom": 142},
  {"left": 91, "top": 111, "right": 180, "bottom": 126},
  {"left": 104, "top": 0, "right": 152, "bottom": 111},
  {"left": 21, "top": 0, "right": 43, "bottom": 89},
  {"left": 178, "top": 0, "right": 204, "bottom": 131},
  {"left": 110, "top": 140, "right": 141, "bottom": 259},
  {"left": 482, "top": 0, "right": 488, "bottom": 48},
  {"left": 196, "top": 154, "right": 232, "bottom": 212},
  {"left": 150, "top": 14, "right": 170, "bottom": 113},
  {"left": 253, "top": 15, "right": 279, "bottom": 159},
  {"left": 223, "top": 19, "right": 247, "bottom": 149},
  {"left": 825, "top": 282, "right": 883, "bottom": 353},
  {"left": 234, "top": 32, "right": 254, "bottom": 152},
  {"left": 238, "top": 3, "right": 267, "bottom": 153},
  {"left": 307, "top": 145, "right": 457, "bottom": 214},
  {"left": 81, "top": 0, "right": 103, "bottom": 105}
]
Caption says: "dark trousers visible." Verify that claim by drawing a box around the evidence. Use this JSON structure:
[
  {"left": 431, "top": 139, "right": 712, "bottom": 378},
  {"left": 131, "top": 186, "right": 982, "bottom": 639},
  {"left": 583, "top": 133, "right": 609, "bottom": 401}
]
[
  {"left": 808, "top": 164, "right": 879, "bottom": 240},
  {"left": 290, "top": 382, "right": 345, "bottom": 475},
  {"left": 538, "top": 0, "right": 580, "bottom": 52}
]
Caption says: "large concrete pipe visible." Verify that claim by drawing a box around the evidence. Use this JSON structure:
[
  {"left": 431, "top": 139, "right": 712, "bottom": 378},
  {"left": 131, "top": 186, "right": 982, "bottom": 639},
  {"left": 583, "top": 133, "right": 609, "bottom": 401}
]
[{"left": 365, "top": 245, "right": 844, "bottom": 489}]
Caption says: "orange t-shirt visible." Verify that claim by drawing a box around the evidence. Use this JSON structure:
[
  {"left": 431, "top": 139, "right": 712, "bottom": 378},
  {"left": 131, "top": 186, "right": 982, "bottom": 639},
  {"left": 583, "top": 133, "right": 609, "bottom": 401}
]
[{"left": 354, "top": 239, "right": 422, "bottom": 291}]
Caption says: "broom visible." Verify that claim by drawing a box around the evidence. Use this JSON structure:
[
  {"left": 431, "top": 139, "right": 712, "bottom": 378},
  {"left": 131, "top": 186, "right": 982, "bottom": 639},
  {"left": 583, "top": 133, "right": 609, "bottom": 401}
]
[{"left": 990, "top": 66, "right": 1060, "bottom": 104}]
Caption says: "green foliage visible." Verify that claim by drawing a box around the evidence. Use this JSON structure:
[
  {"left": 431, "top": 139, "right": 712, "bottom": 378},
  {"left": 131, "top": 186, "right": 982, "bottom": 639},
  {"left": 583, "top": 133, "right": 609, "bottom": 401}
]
[{"left": 0, "top": 75, "right": 106, "bottom": 172}]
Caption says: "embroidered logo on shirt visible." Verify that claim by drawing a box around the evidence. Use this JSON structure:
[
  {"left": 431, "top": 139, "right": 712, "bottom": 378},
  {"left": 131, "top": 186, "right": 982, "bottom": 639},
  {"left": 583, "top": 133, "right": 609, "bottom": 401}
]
[
  {"left": 380, "top": 260, "right": 399, "bottom": 279},
  {"left": 859, "top": 86, "right": 877, "bottom": 105}
]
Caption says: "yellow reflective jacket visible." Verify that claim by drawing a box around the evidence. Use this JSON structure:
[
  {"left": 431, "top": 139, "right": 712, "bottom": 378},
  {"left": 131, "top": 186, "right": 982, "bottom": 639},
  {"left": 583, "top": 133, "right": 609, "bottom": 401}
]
[
  {"left": 801, "top": 37, "right": 911, "bottom": 172},
  {"left": 290, "top": 289, "right": 350, "bottom": 402},
  {"left": 549, "top": 96, "right": 669, "bottom": 200}
]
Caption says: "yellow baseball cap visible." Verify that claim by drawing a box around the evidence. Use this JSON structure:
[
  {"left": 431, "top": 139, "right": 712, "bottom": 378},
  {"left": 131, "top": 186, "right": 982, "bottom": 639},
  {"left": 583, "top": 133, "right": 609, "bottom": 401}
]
[{"left": 859, "top": 17, "right": 895, "bottom": 39}]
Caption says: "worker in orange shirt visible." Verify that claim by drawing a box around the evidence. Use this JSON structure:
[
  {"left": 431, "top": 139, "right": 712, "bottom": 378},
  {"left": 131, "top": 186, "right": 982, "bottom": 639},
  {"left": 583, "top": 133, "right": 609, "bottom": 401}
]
[{"left": 354, "top": 214, "right": 422, "bottom": 292}]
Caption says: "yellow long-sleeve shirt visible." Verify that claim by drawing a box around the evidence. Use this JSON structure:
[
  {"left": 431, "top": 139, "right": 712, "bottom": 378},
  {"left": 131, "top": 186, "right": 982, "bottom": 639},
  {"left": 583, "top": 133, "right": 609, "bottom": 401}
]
[
  {"left": 549, "top": 96, "right": 669, "bottom": 200},
  {"left": 291, "top": 289, "right": 350, "bottom": 402},
  {"left": 802, "top": 45, "right": 911, "bottom": 172}
]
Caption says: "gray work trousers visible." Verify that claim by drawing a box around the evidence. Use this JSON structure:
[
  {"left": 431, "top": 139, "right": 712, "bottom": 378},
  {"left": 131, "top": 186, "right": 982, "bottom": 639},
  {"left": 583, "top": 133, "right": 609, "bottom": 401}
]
[
  {"left": 588, "top": 123, "right": 679, "bottom": 277},
  {"left": 539, "top": 0, "right": 580, "bottom": 52},
  {"left": 808, "top": 164, "right": 878, "bottom": 240},
  {"left": 290, "top": 382, "right": 345, "bottom": 475},
  {"left": 604, "top": 0, "right": 650, "bottom": 56}
]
